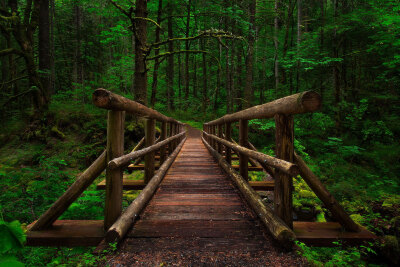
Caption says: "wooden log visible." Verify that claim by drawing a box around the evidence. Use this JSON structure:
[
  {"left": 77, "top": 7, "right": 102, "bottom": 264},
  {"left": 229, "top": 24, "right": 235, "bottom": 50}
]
[
  {"left": 104, "top": 110, "right": 125, "bottom": 230},
  {"left": 160, "top": 121, "right": 167, "bottom": 164},
  {"left": 249, "top": 181, "right": 275, "bottom": 191},
  {"left": 225, "top": 122, "right": 232, "bottom": 165},
  {"left": 105, "top": 138, "right": 186, "bottom": 243},
  {"left": 203, "top": 131, "right": 299, "bottom": 176},
  {"left": 97, "top": 179, "right": 146, "bottom": 190},
  {"left": 131, "top": 137, "right": 145, "bottom": 152},
  {"left": 217, "top": 124, "right": 223, "bottom": 154},
  {"left": 201, "top": 137, "right": 295, "bottom": 248},
  {"left": 239, "top": 120, "right": 249, "bottom": 181},
  {"left": 205, "top": 91, "right": 321, "bottom": 126},
  {"left": 294, "top": 153, "right": 360, "bottom": 232},
  {"left": 109, "top": 132, "right": 185, "bottom": 169},
  {"left": 144, "top": 118, "right": 155, "bottom": 183},
  {"left": 168, "top": 122, "right": 173, "bottom": 155},
  {"left": 29, "top": 150, "right": 107, "bottom": 231},
  {"left": 131, "top": 136, "right": 162, "bottom": 167},
  {"left": 247, "top": 141, "right": 275, "bottom": 177},
  {"left": 27, "top": 220, "right": 104, "bottom": 247},
  {"left": 93, "top": 88, "right": 182, "bottom": 124},
  {"left": 274, "top": 114, "right": 294, "bottom": 229}
]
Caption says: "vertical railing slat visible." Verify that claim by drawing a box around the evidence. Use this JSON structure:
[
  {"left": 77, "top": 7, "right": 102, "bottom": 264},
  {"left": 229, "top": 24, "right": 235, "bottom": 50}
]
[
  {"left": 144, "top": 118, "right": 156, "bottom": 183},
  {"left": 104, "top": 110, "right": 125, "bottom": 230},
  {"left": 239, "top": 119, "right": 249, "bottom": 181},
  {"left": 274, "top": 114, "right": 294, "bottom": 229}
]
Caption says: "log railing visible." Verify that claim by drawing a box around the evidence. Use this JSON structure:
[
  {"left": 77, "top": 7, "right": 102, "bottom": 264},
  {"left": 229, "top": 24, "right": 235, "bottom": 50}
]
[
  {"left": 202, "top": 91, "right": 360, "bottom": 245},
  {"left": 30, "top": 89, "right": 186, "bottom": 235}
]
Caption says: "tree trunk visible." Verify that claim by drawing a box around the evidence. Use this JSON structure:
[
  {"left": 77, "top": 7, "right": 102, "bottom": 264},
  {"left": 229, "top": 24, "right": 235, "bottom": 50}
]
[
  {"left": 201, "top": 39, "right": 207, "bottom": 113},
  {"left": 134, "top": 0, "right": 148, "bottom": 105},
  {"left": 166, "top": 6, "right": 175, "bottom": 111},
  {"left": 73, "top": 3, "right": 82, "bottom": 95},
  {"left": 150, "top": 0, "right": 163, "bottom": 108},
  {"left": 333, "top": 0, "right": 340, "bottom": 132},
  {"left": 184, "top": 0, "right": 192, "bottom": 100},
  {"left": 296, "top": 0, "right": 302, "bottom": 93},
  {"left": 274, "top": 0, "right": 280, "bottom": 94},
  {"left": 39, "top": 0, "right": 51, "bottom": 104},
  {"left": 244, "top": 0, "right": 256, "bottom": 109}
]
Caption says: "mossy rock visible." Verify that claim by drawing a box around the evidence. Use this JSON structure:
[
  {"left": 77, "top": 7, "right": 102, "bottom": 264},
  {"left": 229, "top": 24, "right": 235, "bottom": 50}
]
[
  {"left": 350, "top": 214, "right": 364, "bottom": 225},
  {"left": 298, "top": 189, "right": 316, "bottom": 199}
]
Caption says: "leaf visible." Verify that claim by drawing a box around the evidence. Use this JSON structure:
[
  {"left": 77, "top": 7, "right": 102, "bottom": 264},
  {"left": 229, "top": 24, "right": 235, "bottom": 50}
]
[
  {"left": 0, "top": 255, "right": 24, "bottom": 267},
  {"left": 0, "top": 221, "right": 26, "bottom": 254}
]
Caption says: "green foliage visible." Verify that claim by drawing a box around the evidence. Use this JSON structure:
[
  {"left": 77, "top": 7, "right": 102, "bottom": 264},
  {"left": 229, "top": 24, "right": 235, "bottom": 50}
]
[
  {"left": 296, "top": 241, "right": 376, "bottom": 266},
  {"left": 0, "top": 220, "right": 25, "bottom": 267}
]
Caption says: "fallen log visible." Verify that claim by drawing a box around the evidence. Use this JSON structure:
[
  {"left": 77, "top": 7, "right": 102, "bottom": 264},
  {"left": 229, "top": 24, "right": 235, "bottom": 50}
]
[
  {"left": 202, "top": 137, "right": 296, "bottom": 248},
  {"left": 105, "top": 137, "right": 186, "bottom": 243}
]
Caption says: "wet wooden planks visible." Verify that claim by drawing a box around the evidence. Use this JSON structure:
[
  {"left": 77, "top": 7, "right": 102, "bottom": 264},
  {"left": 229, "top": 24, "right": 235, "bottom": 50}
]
[{"left": 119, "top": 131, "right": 274, "bottom": 255}]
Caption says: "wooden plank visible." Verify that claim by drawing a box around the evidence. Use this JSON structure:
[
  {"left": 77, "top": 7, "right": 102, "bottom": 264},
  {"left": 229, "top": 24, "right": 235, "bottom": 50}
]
[
  {"left": 26, "top": 220, "right": 104, "bottom": 247},
  {"left": 129, "top": 220, "right": 259, "bottom": 238},
  {"left": 97, "top": 179, "right": 146, "bottom": 190},
  {"left": 127, "top": 164, "right": 160, "bottom": 171},
  {"left": 294, "top": 222, "right": 376, "bottom": 246},
  {"left": 249, "top": 181, "right": 275, "bottom": 191}
]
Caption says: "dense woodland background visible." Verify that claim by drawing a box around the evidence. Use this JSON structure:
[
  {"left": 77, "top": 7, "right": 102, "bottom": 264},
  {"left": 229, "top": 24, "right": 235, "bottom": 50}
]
[{"left": 0, "top": 0, "right": 399, "bottom": 265}]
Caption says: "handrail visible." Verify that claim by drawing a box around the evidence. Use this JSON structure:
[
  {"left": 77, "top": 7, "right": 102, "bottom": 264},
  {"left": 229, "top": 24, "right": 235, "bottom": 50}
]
[
  {"left": 203, "top": 131, "right": 298, "bottom": 176},
  {"left": 29, "top": 89, "right": 186, "bottom": 232},
  {"left": 203, "top": 91, "right": 322, "bottom": 230},
  {"left": 204, "top": 91, "right": 321, "bottom": 126},
  {"left": 202, "top": 90, "right": 360, "bottom": 233},
  {"left": 93, "top": 88, "right": 183, "bottom": 124},
  {"left": 109, "top": 132, "right": 186, "bottom": 169}
]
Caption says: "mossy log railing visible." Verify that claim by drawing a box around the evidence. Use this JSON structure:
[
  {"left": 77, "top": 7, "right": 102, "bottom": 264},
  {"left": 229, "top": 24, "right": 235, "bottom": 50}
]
[
  {"left": 30, "top": 89, "right": 186, "bottom": 233},
  {"left": 203, "top": 91, "right": 360, "bottom": 238}
]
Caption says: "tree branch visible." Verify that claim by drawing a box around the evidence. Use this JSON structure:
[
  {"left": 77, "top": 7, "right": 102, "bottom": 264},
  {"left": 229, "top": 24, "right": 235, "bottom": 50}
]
[
  {"left": 133, "top": 17, "right": 161, "bottom": 29},
  {"left": 0, "top": 48, "right": 24, "bottom": 57}
]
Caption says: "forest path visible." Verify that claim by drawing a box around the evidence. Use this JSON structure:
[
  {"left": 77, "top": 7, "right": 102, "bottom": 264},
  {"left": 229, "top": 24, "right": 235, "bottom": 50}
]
[{"left": 105, "top": 126, "right": 302, "bottom": 266}]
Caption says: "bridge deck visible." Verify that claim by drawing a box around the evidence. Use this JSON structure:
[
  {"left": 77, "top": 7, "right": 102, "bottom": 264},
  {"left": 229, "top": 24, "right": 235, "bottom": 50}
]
[{"left": 106, "top": 128, "right": 302, "bottom": 266}]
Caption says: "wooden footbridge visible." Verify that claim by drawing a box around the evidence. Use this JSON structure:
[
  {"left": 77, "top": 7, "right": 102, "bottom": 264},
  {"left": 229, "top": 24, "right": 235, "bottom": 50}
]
[{"left": 26, "top": 89, "right": 374, "bottom": 263}]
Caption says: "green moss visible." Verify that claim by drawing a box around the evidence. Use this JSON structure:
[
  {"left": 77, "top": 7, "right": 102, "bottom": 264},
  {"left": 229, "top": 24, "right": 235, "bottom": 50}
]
[{"left": 350, "top": 214, "right": 364, "bottom": 225}]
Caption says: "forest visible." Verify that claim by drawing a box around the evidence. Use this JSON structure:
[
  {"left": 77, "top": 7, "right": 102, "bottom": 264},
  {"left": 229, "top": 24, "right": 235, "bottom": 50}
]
[{"left": 0, "top": 0, "right": 399, "bottom": 266}]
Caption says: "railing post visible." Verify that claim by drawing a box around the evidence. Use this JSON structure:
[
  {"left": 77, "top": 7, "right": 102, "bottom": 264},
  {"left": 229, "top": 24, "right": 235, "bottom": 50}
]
[
  {"left": 144, "top": 118, "right": 156, "bottom": 183},
  {"left": 211, "top": 125, "right": 216, "bottom": 149},
  {"left": 160, "top": 121, "right": 167, "bottom": 164},
  {"left": 168, "top": 122, "right": 173, "bottom": 155},
  {"left": 225, "top": 122, "right": 232, "bottom": 165},
  {"left": 217, "top": 124, "right": 223, "bottom": 154},
  {"left": 239, "top": 119, "right": 249, "bottom": 181},
  {"left": 274, "top": 114, "right": 294, "bottom": 229},
  {"left": 104, "top": 110, "right": 125, "bottom": 230}
]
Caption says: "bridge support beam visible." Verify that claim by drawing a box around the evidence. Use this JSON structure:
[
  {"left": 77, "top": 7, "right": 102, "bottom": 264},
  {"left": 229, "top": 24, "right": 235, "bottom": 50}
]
[
  {"left": 105, "top": 110, "right": 125, "bottom": 230},
  {"left": 274, "top": 114, "right": 294, "bottom": 229}
]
